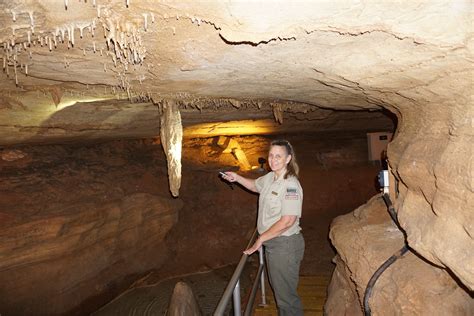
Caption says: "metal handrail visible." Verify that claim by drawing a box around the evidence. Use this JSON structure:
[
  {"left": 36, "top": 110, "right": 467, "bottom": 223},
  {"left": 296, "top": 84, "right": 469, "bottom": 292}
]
[{"left": 214, "top": 229, "right": 267, "bottom": 316}]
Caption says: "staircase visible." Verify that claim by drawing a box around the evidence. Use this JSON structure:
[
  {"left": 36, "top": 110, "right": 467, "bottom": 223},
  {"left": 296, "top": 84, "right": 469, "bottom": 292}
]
[{"left": 253, "top": 275, "right": 330, "bottom": 315}]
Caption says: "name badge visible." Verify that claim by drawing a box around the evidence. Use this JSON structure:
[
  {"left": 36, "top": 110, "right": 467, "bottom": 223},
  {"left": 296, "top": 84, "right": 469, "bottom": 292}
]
[{"left": 271, "top": 191, "right": 278, "bottom": 196}]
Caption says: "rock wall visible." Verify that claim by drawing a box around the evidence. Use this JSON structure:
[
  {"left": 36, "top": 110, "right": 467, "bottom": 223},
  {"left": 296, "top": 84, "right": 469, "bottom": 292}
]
[
  {"left": 326, "top": 97, "right": 473, "bottom": 314},
  {"left": 324, "top": 2, "right": 473, "bottom": 312},
  {"left": 389, "top": 103, "right": 474, "bottom": 290},
  {"left": 0, "top": 141, "right": 182, "bottom": 315},
  {"left": 326, "top": 196, "right": 474, "bottom": 315}
]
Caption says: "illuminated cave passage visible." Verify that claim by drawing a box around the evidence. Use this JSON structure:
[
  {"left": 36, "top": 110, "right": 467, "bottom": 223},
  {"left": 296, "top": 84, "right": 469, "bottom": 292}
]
[{"left": 0, "top": 1, "right": 472, "bottom": 315}]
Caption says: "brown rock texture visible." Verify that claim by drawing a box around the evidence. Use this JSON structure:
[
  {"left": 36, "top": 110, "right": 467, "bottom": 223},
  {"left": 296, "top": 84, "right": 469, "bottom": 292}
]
[
  {"left": 326, "top": 196, "right": 474, "bottom": 315},
  {"left": 167, "top": 282, "right": 201, "bottom": 316},
  {"left": 0, "top": 0, "right": 472, "bottom": 314},
  {"left": 0, "top": 192, "right": 180, "bottom": 315},
  {"left": 160, "top": 100, "right": 183, "bottom": 197},
  {"left": 0, "top": 141, "right": 182, "bottom": 315}
]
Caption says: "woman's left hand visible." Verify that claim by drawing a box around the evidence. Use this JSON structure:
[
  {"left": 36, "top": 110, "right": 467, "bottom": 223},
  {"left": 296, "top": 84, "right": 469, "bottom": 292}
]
[{"left": 243, "top": 237, "right": 263, "bottom": 255}]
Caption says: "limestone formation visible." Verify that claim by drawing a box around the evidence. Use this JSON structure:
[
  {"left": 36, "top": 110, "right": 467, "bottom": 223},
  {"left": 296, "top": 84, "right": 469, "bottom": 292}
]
[
  {"left": 0, "top": 190, "right": 181, "bottom": 315},
  {"left": 160, "top": 99, "right": 183, "bottom": 197},
  {"left": 167, "top": 282, "right": 201, "bottom": 316},
  {"left": 326, "top": 196, "right": 474, "bottom": 315},
  {"left": 0, "top": 0, "right": 472, "bottom": 314}
]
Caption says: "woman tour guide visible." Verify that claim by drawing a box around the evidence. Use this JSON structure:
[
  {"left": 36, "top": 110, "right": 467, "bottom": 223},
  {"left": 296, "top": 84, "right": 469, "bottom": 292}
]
[{"left": 221, "top": 139, "right": 305, "bottom": 316}]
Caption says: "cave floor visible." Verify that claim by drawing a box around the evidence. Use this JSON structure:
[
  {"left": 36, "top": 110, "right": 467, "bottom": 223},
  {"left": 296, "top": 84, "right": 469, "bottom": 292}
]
[{"left": 92, "top": 208, "right": 344, "bottom": 315}]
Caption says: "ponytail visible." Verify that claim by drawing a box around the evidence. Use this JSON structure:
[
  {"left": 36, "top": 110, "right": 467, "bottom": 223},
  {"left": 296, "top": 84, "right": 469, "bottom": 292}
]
[{"left": 270, "top": 139, "right": 299, "bottom": 179}]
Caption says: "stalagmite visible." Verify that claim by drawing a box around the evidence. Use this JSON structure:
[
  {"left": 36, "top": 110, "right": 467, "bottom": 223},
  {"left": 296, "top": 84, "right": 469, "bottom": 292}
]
[
  {"left": 167, "top": 282, "right": 200, "bottom": 316},
  {"left": 160, "top": 100, "right": 183, "bottom": 197}
]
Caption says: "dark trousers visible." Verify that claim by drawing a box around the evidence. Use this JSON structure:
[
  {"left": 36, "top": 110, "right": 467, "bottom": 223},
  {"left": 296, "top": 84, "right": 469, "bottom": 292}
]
[{"left": 264, "top": 233, "right": 305, "bottom": 316}]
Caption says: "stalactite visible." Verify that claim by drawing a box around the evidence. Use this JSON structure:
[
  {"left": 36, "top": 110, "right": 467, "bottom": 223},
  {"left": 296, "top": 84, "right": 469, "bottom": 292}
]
[
  {"left": 143, "top": 13, "right": 148, "bottom": 31},
  {"left": 28, "top": 11, "right": 34, "bottom": 26},
  {"left": 272, "top": 103, "right": 284, "bottom": 124},
  {"left": 70, "top": 27, "right": 75, "bottom": 46},
  {"left": 160, "top": 100, "right": 183, "bottom": 197}
]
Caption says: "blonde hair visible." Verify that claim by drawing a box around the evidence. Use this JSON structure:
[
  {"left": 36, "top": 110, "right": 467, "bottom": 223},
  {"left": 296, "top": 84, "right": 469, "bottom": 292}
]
[{"left": 270, "top": 139, "right": 299, "bottom": 179}]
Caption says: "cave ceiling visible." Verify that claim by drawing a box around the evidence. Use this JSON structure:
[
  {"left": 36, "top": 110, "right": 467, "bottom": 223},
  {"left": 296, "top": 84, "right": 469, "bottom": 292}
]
[{"left": 0, "top": 0, "right": 471, "bottom": 145}]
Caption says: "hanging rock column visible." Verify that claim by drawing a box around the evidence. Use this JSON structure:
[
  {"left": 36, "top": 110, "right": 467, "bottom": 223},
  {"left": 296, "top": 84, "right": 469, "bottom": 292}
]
[{"left": 160, "top": 100, "right": 183, "bottom": 197}]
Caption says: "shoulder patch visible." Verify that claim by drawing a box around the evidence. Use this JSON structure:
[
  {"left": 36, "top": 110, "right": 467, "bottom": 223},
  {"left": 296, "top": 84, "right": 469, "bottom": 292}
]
[{"left": 285, "top": 187, "right": 299, "bottom": 200}]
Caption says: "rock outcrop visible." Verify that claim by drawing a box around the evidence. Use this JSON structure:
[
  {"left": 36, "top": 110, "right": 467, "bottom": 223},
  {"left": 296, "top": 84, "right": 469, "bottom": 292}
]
[
  {"left": 0, "top": 192, "right": 180, "bottom": 315},
  {"left": 0, "top": 140, "right": 183, "bottom": 315},
  {"left": 326, "top": 196, "right": 474, "bottom": 315},
  {"left": 167, "top": 282, "right": 201, "bottom": 316}
]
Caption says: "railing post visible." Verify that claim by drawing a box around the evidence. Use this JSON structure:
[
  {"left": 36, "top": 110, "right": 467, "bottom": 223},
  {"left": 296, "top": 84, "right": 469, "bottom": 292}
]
[
  {"left": 258, "top": 247, "right": 267, "bottom": 306},
  {"left": 233, "top": 279, "right": 241, "bottom": 316}
]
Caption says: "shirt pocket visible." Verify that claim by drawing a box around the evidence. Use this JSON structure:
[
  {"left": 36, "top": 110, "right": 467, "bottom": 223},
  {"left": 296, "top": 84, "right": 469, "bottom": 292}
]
[{"left": 265, "top": 194, "right": 281, "bottom": 217}]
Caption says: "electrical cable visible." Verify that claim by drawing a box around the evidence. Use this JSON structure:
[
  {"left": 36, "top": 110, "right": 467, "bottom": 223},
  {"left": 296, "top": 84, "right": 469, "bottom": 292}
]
[{"left": 363, "top": 193, "right": 409, "bottom": 316}]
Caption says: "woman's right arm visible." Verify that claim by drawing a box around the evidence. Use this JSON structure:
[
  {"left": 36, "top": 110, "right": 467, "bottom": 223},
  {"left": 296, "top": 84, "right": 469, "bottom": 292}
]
[{"left": 222, "top": 171, "right": 258, "bottom": 193}]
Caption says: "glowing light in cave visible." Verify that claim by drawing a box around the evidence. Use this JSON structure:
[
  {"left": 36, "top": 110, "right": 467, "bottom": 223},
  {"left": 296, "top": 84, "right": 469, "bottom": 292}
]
[
  {"left": 184, "top": 119, "right": 277, "bottom": 138},
  {"left": 54, "top": 97, "right": 108, "bottom": 111}
]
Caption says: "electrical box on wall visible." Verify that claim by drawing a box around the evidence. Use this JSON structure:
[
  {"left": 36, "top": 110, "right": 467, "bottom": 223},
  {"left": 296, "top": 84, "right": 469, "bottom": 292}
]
[{"left": 367, "top": 132, "right": 393, "bottom": 161}]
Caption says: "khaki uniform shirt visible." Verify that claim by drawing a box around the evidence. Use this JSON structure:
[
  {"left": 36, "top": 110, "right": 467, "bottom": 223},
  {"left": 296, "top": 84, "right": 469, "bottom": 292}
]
[{"left": 255, "top": 171, "right": 303, "bottom": 236}]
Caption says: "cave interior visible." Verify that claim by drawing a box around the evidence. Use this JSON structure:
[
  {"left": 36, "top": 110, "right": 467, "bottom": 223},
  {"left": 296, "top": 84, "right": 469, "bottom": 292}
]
[{"left": 0, "top": 1, "right": 473, "bottom": 315}]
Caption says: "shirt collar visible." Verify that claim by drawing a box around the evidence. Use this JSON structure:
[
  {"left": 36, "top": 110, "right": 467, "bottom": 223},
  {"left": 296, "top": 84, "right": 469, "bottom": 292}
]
[{"left": 272, "top": 171, "right": 286, "bottom": 182}]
